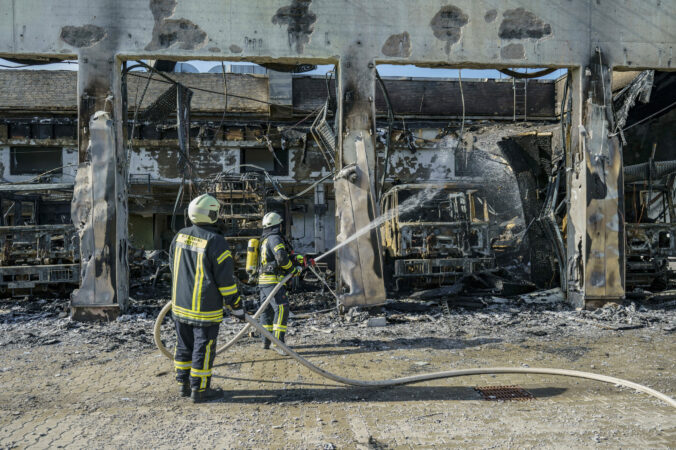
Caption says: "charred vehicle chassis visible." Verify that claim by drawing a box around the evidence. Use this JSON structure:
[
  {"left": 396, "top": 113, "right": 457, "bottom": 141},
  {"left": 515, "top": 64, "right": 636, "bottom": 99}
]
[
  {"left": 0, "top": 187, "right": 79, "bottom": 296},
  {"left": 625, "top": 172, "right": 676, "bottom": 291},
  {"left": 380, "top": 183, "right": 494, "bottom": 291}
]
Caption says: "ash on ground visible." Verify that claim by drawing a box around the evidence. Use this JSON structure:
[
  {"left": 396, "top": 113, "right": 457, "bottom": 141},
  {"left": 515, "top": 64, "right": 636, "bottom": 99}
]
[{"left": 1, "top": 281, "right": 674, "bottom": 356}]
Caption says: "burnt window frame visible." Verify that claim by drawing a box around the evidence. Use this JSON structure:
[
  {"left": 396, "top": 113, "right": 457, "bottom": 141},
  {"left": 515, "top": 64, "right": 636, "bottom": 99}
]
[
  {"left": 239, "top": 147, "right": 289, "bottom": 176},
  {"left": 9, "top": 146, "right": 63, "bottom": 176}
]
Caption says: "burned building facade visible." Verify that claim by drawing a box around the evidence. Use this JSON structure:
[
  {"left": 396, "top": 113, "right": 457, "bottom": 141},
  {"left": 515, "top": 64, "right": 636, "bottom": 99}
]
[
  {"left": 0, "top": 1, "right": 674, "bottom": 317},
  {"left": 0, "top": 69, "right": 553, "bottom": 292}
]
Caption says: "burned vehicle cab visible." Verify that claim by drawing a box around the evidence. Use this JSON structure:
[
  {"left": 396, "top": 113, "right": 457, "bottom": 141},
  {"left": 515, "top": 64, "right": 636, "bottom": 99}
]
[
  {"left": 625, "top": 174, "right": 676, "bottom": 291},
  {"left": 0, "top": 186, "right": 79, "bottom": 296},
  {"left": 380, "top": 183, "right": 494, "bottom": 291}
]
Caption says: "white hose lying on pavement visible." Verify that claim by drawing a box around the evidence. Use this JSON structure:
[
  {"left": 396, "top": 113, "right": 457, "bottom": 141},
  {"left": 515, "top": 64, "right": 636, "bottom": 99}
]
[{"left": 153, "top": 276, "right": 676, "bottom": 408}]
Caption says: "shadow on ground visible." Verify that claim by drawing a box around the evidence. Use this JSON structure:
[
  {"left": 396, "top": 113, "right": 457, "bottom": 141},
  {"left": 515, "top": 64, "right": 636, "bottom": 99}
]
[
  {"left": 203, "top": 380, "right": 567, "bottom": 404},
  {"left": 214, "top": 337, "right": 503, "bottom": 366}
]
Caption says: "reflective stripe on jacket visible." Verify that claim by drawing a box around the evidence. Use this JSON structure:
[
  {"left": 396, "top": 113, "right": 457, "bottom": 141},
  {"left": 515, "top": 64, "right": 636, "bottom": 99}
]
[
  {"left": 258, "top": 231, "right": 293, "bottom": 286},
  {"left": 170, "top": 224, "right": 240, "bottom": 326}
]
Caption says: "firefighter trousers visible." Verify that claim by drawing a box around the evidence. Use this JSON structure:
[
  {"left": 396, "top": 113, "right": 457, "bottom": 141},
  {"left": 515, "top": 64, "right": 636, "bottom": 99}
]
[
  {"left": 173, "top": 320, "right": 219, "bottom": 391},
  {"left": 259, "top": 284, "right": 289, "bottom": 347}
]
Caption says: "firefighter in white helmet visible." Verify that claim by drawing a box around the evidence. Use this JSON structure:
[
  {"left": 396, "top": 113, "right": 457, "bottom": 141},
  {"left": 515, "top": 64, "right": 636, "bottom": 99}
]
[
  {"left": 169, "top": 194, "right": 243, "bottom": 403},
  {"left": 257, "top": 211, "right": 303, "bottom": 355}
]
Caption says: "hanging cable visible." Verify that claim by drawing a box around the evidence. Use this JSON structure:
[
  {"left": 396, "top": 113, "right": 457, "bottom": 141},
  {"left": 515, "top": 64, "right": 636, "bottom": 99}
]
[
  {"left": 455, "top": 69, "right": 466, "bottom": 167},
  {"left": 126, "top": 71, "right": 318, "bottom": 115},
  {"left": 9, "top": 164, "right": 79, "bottom": 184},
  {"left": 0, "top": 61, "right": 77, "bottom": 69},
  {"left": 232, "top": 164, "right": 334, "bottom": 201},
  {"left": 499, "top": 68, "right": 557, "bottom": 79},
  {"left": 213, "top": 61, "right": 229, "bottom": 141},
  {"left": 170, "top": 183, "right": 184, "bottom": 233},
  {"left": 128, "top": 63, "right": 275, "bottom": 107},
  {"left": 560, "top": 71, "right": 572, "bottom": 156},
  {"left": 376, "top": 69, "right": 394, "bottom": 199},
  {"left": 609, "top": 99, "right": 676, "bottom": 137}
]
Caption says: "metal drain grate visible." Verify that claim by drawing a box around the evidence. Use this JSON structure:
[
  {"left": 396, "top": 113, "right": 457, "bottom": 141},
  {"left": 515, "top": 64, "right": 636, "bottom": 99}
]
[{"left": 474, "top": 385, "right": 534, "bottom": 401}]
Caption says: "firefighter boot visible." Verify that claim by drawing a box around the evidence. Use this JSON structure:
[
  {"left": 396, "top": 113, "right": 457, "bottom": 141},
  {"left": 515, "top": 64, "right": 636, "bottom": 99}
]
[
  {"left": 191, "top": 387, "right": 224, "bottom": 403},
  {"left": 178, "top": 379, "right": 191, "bottom": 397}
]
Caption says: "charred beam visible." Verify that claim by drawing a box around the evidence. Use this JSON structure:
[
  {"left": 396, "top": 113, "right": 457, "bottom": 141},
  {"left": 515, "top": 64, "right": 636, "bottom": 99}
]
[
  {"left": 334, "top": 51, "right": 386, "bottom": 308},
  {"left": 567, "top": 49, "right": 626, "bottom": 307},
  {"left": 71, "top": 48, "right": 129, "bottom": 321}
]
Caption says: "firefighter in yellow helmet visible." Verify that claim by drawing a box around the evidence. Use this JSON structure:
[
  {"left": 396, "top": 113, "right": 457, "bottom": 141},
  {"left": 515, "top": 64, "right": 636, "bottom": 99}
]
[
  {"left": 169, "top": 194, "right": 244, "bottom": 403},
  {"left": 257, "top": 212, "right": 303, "bottom": 355}
]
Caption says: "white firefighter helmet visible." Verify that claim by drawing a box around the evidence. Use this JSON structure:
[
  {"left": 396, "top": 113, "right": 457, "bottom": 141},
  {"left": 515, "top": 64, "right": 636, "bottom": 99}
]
[
  {"left": 188, "top": 194, "right": 220, "bottom": 224},
  {"left": 262, "top": 211, "right": 283, "bottom": 228}
]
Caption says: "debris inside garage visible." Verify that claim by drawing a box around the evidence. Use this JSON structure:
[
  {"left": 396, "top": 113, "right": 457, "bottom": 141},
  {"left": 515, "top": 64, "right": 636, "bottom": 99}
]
[
  {"left": 1, "top": 66, "right": 673, "bottom": 307},
  {"left": 2, "top": 288, "right": 675, "bottom": 359}
]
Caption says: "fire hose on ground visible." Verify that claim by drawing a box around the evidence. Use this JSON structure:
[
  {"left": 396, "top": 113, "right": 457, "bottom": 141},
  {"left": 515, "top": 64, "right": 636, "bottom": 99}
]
[{"left": 154, "top": 273, "right": 676, "bottom": 408}]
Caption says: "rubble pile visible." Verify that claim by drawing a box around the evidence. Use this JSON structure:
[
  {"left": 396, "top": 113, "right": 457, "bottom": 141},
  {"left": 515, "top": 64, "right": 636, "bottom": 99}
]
[
  {"left": 287, "top": 294, "right": 676, "bottom": 351},
  {"left": 1, "top": 284, "right": 674, "bottom": 356},
  {"left": 0, "top": 297, "right": 164, "bottom": 352},
  {"left": 410, "top": 268, "right": 537, "bottom": 309},
  {"left": 128, "top": 249, "right": 171, "bottom": 299},
  {"left": 574, "top": 301, "right": 676, "bottom": 331}
]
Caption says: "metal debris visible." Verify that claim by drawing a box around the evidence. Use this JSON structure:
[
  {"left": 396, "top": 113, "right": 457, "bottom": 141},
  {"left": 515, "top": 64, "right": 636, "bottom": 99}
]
[{"left": 367, "top": 317, "right": 387, "bottom": 327}]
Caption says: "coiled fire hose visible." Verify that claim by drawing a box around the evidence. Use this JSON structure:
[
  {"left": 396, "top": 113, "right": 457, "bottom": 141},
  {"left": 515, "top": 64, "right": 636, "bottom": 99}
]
[{"left": 154, "top": 274, "right": 676, "bottom": 408}]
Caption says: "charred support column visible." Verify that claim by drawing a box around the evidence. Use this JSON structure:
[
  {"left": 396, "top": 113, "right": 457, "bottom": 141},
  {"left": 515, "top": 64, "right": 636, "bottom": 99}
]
[
  {"left": 566, "top": 67, "right": 586, "bottom": 307},
  {"left": 334, "top": 54, "right": 386, "bottom": 308},
  {"left": 314, "top": 183, "right": 327, "bottom": 254},
  {"left": 71, "top": 50, "right": 129, "bottom": 321},
  {"left": 566, "top": 51, "right": 625, "bottom": 308}
]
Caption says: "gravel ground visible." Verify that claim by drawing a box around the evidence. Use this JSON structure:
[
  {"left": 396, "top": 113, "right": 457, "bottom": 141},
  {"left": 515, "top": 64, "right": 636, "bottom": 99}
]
[{"left": 1, "top": 287, "right": 675, "bottom": 448}]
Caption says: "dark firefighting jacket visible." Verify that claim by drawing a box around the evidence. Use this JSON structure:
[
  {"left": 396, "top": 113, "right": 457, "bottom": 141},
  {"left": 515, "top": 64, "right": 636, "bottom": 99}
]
[
  {"left": 258, "top": 227, "right": 294, "bottom": 286},
  {"left": 169, "top": 224, "right": 240, "bottom": 326}
]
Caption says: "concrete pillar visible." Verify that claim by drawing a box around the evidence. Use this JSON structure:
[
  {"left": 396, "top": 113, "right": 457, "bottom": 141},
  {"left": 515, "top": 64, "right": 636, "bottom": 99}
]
[
  {"left": 70, "top": 50, "right": 129, "bottom": 321},
  {"left": 566, "top": 51, "right": 625, "bottom": 308},
  {"left": 566, "top": 66, "right": 587, "bottom": 308},
  {"left": 334, "top": 52, "right": 386, "bottom": 308}
]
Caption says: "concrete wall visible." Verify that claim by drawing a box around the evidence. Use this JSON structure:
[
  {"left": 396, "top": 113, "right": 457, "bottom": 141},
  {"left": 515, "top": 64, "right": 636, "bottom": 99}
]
[
  {"left": 289, "top": 199, "right": 336, "bottom": 255},
  {"left": 382, "top": 129, "right": 456, "bottom": 183},
  {"left": 1, "top": 1, "right": 673, "bottom": 70}
]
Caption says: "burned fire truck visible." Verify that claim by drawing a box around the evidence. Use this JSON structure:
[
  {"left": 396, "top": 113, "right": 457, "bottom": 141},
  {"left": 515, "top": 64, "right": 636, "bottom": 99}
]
[
  {"left": 624, "top": 164, "right": 676, "bottom": 291},
  {"left": 380, "top": 183, "right": 494, "bottom": 291},
  {"left": 0, "top": 184, "right": 79, "bottom": 296}
]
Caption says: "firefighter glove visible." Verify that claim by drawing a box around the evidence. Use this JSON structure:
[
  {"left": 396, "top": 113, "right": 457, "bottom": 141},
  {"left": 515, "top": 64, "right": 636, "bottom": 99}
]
[{"left": 226, "top": 305, "right": 246, "bottom": 322}]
